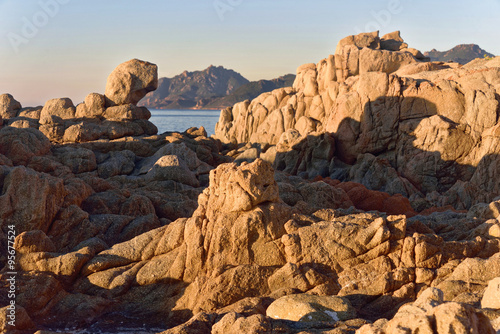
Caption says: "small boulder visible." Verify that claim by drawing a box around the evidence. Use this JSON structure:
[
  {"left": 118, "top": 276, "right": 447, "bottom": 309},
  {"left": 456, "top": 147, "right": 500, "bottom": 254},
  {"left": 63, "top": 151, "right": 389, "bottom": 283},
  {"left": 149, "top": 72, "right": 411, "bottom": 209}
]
[
  {"left": 104, "top": 59, "right": 158, "bottom": 107},
  {"left": 41, "top": 98, "right": 76, "bottom": 119},
  {"left": 380, "top": 30, "right": 408, "bottom": 51},
  {"left": 268, "top": 263, "right": 312, "bottom": 292},
  {"left": 63, "top": 122, "right": 105, "bottom": 143},
  {"left": 266, "top": 294, "right": 356, "bottom": 322},
  {"left": 185, "top": 126, "right": 208, "bottom": 137},
  {"left": 7, "top": 118, "right": 39, "bottom": 129},
  {"left": 17, "top": 106, "right": 42, "bottom": 119},
  {"left": 75, "top": 93, "right": 106, "bottom": 118},
  {"left": 102, "top": 104, "right": 151, "bottom": 120},
  {"left": 212, "top": 313, "right": 271, "bottom": 334},
  {"left": 482, "top": 277, "right": 500, "bottom": 309},
  {"left": 145, "top": 155, "right": 199, "bottom": 187},
  {"left": 0, "top": 93, "right": 22, "bottom": 119},
  {"left": 97, "top": 150, "right": 136, "bottom": 179}
]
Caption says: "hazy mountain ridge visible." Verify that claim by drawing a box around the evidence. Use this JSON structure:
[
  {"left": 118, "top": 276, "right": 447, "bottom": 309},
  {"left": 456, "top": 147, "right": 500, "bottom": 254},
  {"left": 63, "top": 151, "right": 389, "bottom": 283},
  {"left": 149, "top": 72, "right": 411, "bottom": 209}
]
[
  {"left": 138, "top": 65, "right": 248, "bottom": 109},
  {"left": 139, "top": 66, "right": 295, "bottom": 109},
  {"left": 424, "top": 44, "right": 495, "bottom": 64},
  {"left": 205, "top": 74, "right": 296, "bottom": 109}
]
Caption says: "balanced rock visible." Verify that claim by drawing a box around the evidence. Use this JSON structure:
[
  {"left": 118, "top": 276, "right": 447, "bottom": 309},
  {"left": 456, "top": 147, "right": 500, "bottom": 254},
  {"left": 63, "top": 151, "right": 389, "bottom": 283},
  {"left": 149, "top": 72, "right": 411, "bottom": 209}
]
[{"left": 104, "top": 59, "right": 158, "bottom": 107}]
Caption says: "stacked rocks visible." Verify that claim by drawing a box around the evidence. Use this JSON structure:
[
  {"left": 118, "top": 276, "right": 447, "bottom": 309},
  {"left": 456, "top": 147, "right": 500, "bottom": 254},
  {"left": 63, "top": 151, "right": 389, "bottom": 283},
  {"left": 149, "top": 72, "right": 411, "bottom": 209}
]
[{"left": 0, "top": 59, "right": 159, "bottom": 143}]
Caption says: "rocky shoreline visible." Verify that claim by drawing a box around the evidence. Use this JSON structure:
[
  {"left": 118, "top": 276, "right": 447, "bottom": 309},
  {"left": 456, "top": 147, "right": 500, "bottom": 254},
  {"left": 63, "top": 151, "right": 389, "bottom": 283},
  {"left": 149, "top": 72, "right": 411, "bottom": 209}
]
[{"left": 1, "top": 31, "right": 500, "bottom": 334}]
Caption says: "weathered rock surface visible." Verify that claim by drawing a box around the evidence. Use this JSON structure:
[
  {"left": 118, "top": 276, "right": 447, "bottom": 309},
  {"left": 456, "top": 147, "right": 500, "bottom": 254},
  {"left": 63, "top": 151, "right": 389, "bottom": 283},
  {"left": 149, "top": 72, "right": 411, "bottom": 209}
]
[
  {"left": 358, "top": 287, "right": 496, "bottom": 333},
  {"left": 215, "top": 30, "right": 500, "bottom": 212},
  {"left": 481, "top": 277, "right": 500, "bottom": 309},
  {"left": 2, "top": 59, "right": 159, "bottom": 144},
  {"left": 0, "top": 127, "right": 51, "bottom": 165},
  {"left": 266, "top": 294, "right": 356, "bottom": 322},
  {"left": 104, "top": 58, "right": 158, "bottom": 107},
  {"left": 0, "top": 93, "right": 22, "bottom": 119},
  {"left": 1, "top": 35, "right": 499, "bottom": 334},
  {"left": 1, "top": 154, "right": 498, "bottom": 332}
]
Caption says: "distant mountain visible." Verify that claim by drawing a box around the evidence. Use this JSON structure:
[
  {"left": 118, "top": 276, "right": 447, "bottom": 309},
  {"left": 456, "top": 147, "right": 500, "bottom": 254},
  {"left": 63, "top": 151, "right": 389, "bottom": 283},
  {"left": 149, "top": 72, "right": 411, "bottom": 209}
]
[
  {"left": 204, "top": 74, "right": 296, "bottom": 109},
  {"left": 139, "top": 65, "right": 249, "bottom": 109},
  {"left": 424, "top": 44, "right": 495, "bottom": 64},
  {"left": 139, "top": 66, "right": 295, "bottom": 110}
]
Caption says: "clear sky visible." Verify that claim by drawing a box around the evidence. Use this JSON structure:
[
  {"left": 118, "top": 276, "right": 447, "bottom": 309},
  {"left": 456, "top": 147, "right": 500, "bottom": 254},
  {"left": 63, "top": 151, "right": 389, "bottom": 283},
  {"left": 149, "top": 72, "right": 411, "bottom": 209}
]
[{"left": 0, "top": 0, "right": 499, "bottom": 106}]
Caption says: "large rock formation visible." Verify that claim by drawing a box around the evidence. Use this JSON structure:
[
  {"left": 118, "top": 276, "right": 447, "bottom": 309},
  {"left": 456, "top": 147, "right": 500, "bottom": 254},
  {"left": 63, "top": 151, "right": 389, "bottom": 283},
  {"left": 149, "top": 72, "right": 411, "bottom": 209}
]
[
  {"left": 215, "top": 31, "right": 500, "bottom": 212},
  {"left": 1, "top": 155, "right": 499, "bottom": 332},
  {"left": 1, "top": 34, "right": 499, "bottom": 333},
  {"left": 1, "top": 59, "right": 159, "bottom": 144}
]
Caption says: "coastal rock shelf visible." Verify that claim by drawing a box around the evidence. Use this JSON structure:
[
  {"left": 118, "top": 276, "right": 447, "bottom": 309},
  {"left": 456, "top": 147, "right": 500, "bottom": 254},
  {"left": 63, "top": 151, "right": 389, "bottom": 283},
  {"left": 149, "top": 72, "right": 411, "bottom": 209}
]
[{"left": 1, "top": 32, "right": 500, "bottom": 333}]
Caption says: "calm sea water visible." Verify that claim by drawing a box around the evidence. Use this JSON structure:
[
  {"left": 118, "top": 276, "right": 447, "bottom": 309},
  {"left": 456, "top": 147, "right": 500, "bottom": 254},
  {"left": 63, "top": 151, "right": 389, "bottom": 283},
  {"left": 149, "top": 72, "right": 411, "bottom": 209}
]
[{"left": 149, "top": 109, "right": 221, "bottom": 136}]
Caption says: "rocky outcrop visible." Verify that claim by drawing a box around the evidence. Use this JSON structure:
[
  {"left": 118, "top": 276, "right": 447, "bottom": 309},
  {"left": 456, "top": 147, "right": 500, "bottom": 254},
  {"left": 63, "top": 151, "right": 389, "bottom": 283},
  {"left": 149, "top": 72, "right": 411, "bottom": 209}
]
[
  {"left": 1, "top": 34, "right": 499, "bottom": 333},
  {"left": 1, "top": 59, "right": 159, "bottom": 144},
  {"left": 358, "top": 287, "right": 496, "bottom": 333},
  {"left": 2, "top": 156, "right": 499, "bottom": 332},
  {"left": 215, "top": 31, "right": 500, "bottom": 212},
  {"left": 0, "top": 58, "right": 230, "bottom": 333}
]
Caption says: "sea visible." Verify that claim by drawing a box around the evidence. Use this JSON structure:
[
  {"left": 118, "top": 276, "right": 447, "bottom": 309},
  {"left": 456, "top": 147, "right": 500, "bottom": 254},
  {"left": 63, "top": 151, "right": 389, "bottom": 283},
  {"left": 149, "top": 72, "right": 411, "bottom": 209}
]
[{"left": 149, "top": 109, "right": 221, "bottom": 136}]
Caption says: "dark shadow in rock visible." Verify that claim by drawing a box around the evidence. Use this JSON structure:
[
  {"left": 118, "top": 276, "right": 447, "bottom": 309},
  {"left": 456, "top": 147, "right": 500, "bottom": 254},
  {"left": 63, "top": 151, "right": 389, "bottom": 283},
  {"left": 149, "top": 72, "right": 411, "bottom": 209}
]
[
  {"left": 10, "top": 255, "right": 192, "bottom": 332},
  {"left": 272, "top": 95, "right": 500, "bottom": 211}
]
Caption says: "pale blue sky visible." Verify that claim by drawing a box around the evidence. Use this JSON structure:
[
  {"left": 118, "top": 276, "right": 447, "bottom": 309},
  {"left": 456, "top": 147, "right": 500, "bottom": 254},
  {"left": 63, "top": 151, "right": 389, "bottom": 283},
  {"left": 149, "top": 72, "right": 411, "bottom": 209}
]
[{"left": 0, "top": 0, "right": 499, "bottom": 106}]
